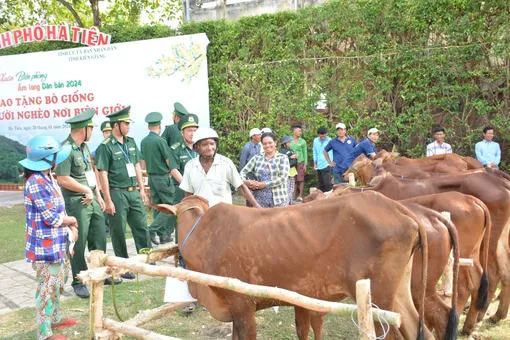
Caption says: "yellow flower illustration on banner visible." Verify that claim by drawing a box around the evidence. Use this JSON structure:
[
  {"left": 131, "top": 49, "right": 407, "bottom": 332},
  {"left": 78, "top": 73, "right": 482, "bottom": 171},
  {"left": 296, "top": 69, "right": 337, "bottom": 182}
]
[{"left": 146, "top": 41, "right": 205, "bottom": 83}]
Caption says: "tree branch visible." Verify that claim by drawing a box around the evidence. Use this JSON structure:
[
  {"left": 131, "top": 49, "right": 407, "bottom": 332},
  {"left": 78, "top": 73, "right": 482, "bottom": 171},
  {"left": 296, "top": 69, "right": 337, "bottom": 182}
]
[{"left": 57, "top": 0, "right": 84, "bottom": 27}]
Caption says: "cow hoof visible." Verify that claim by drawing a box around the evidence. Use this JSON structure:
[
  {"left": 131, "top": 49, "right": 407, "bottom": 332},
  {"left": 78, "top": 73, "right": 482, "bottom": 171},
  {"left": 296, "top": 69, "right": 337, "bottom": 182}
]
[{"left": 488, "top": 315, "right": 500, "bottom": 324}]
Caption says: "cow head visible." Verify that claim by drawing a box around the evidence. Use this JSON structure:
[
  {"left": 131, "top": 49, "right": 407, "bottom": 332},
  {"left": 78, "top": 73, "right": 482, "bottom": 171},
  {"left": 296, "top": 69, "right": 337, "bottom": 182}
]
[
  {"left": 303, "top": 189, "right": 327, "bottom": 202},
  {"left": 375, "top": 150, "right": 399, "bottom": 163},
  {"left": 343, "top": 154, "right": 373, "bottom": 185},
  {"left": 152, "top": 195, "right": 210, "bottom": 217}
]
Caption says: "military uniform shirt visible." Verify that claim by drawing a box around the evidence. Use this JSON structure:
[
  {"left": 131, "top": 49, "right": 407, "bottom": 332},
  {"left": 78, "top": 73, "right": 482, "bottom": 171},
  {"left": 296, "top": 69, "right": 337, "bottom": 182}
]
[
  {"left": 141, "top": 132, "right": 171, "bottom": 175},
  {"left": 169, "top": 142, "right": 197, "bottom": 177},
  {"left": 55, "top": 135, "right": 94, "bottom": 197},
  {"left": 95, "top": 135, "right": 142, "bottom": 188},
  {"left": 161, "top": 124, "right": 184, "bottom": 148}
]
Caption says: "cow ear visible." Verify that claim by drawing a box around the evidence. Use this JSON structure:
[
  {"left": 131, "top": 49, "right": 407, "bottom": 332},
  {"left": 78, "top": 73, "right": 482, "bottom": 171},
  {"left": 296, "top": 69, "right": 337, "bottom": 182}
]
[
  {"left": 152, "top": 204, "right": 178, "bottom": 215},
  {"left": 374, "top": 158, "right": 383, "bottom": 167}
]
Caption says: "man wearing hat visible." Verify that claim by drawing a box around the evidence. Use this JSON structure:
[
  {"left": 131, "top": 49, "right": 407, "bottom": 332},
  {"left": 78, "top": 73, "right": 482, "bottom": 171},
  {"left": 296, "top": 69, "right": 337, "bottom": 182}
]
[
  {"left": 161, "top": 102, "right": 189, "bottom": 148},
  {"left": 95, "top": 106, "right": 151, "bottom": 280},
  {"left": 140, "top": 112, "right": 174, "bottom": 245},
  {"left": 340, "top": 127, "right": 380, "bottom": 181},
  {"left": 55, "top": 109, "right": 107, "bottom": 298},
  {"left": 313, "top": 127, "right": 334, "bottom": 192},
  {"left": 100, "top": 121, "right": 112, "bottom": 139},
  {"left": 168, "top": 114, "right": 200, "bottom": 240},
  {"left": 324, "top": 123, "right": 357, "bottom": 184},
  {"left": 239, "top": 128, "right": 262, "bottom": 170}
]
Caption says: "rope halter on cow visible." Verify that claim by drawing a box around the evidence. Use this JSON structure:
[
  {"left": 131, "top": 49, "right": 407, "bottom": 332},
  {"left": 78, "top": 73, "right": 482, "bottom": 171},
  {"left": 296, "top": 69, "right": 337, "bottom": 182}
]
[
  {"left": 347, "top": 160, "right": 372, "bottom": 184},
  {"left": 177, "top": 205, "right": 205, "bottom": 269}
]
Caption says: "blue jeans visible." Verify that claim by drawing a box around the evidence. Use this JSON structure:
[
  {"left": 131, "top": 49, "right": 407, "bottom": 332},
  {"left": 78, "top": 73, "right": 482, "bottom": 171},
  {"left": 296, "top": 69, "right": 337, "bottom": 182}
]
[{"left": 333, "top": 171, "right": 347, "bottom": 184}]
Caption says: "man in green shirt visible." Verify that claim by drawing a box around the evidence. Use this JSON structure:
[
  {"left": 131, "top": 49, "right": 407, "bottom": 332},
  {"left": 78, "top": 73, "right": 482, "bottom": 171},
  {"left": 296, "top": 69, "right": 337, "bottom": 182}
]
[
  {"left": 55, "top": 109, "right": 107, "bottom": 298},
  {"left": 140, "top": 112, "right": 174, "bottom": 245},
  {"left": 290, "top": 124, "right": 308, "bottom": 202},
  {"left": 169, "top": 113, "right": 199, "bottom": 241},
  {"left": 161, "top": 102, "right": 189, "bottom": 148},
  {"left": 95, "top": 106, "right": 151, "bottom": 280}
]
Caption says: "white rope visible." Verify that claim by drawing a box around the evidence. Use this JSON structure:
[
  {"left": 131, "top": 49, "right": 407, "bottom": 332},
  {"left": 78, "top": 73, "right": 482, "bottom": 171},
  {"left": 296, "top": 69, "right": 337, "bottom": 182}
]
[{"left": 350, "top": 303, "right": 390, "bottom": 339}]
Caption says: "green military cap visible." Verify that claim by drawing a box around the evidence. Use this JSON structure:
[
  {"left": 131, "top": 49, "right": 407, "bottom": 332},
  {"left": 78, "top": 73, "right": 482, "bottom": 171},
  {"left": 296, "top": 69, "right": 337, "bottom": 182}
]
[
  {"left": 179, "top": 114, "right": 199, "bottom": 130},
  {"left": 145, "top": 112, "right": 163, "bottom": 127},
  {"left": 100, "top": 121, "right": 112, "bottom": 132},
  {"left": 107, "top": 106, "right": 133, "bottom": 123},
  {"left": 174, "top": 102, "right": 189, "bottom": 118},
  {"left": 65, "top": 109, "right": 96, "bottom": 128}
]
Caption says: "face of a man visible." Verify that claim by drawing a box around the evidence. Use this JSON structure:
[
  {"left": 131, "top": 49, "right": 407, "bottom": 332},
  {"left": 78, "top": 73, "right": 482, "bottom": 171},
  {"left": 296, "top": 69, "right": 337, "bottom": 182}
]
[
  {"left": 252, "top": 134, "right": 261, "bottom": 143},
  {"left": 336, "top": 128, "right": 346, "bottom": 138},
  {"left": 434, "top": 131, "right": 445, "bottom": 144},
  {"left": 182, "top": 127, "right": 197, "bottom": 144},
  {"left": 102, "top": 130, "right": 111, "bottom": 139},
  {"left": 119, "top": 121, "right": 130, "bottom": 135},
  {"left": 319, "top": 133, "right": 327, "bottom": 141},
  {"left": 197, "top": 139, "right": 217, "bottom": 157},
  {"left": 368, "top": 132, "right": 379, "bottom": 143},
  {"left": 484, "top": 129, "right": 494, "bottom": 142},
  {"left": 173, "top": 113, "right": 180, "bottom": 124},
  {"left": 293, "top": 127, "right": 302, "bottom": 138},
  {"left": 85, "top": 126, "right": 93, "bottom": 142}
]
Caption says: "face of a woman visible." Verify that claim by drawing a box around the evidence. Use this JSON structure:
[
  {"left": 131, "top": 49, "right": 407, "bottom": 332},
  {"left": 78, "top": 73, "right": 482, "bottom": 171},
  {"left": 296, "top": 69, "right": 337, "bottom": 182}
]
[{"left": 262, "top": 136, "right": 276, "bottom": 155}]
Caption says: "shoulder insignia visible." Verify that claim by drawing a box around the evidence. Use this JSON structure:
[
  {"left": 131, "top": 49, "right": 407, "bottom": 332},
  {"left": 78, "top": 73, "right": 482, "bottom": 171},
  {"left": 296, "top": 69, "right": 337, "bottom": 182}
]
[
  {"left": 61, "top": 140, "right": 71, "bottom": 146},
  {"left": 101, "top": 138, "right": 112, "bottom": 145},
  {"left": 126, "top": 135, "right": 134, "bottom": 139},
  {"left": 171, "top": 142, "right": 181, "bottom": 150}
]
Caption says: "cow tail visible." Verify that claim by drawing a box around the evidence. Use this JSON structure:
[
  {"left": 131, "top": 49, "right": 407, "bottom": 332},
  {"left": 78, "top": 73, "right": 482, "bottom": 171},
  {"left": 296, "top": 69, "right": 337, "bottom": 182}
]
[
  {"left": 475, "top": 200, "right": 491, "bottom": 310},
  {"left": 416, "top": 219, "right": 428, "bottom": 340},
  {"left": 440, "top": 214, "right": 460, "bottom": 340}
]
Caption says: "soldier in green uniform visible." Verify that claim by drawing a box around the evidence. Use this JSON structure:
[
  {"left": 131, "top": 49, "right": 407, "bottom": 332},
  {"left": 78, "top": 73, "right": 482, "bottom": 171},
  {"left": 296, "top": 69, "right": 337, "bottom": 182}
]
[
  {"left": 96, "top": 121, "right": 112, "bottom": 237},
  {"left": 140, "top": 112, "right": 174, "bottom": 245},
  {"left": 169, "top": 114, "right": 199, "bottom": 241},
  {"left": 55, "top": 109, "right": 107, "bottom": 298},
  {"left": 95, "top": 106, "right": 151, "bottom": 280},
  {"left": 161, "top": 102, "right": 189, "bottom": 148}
]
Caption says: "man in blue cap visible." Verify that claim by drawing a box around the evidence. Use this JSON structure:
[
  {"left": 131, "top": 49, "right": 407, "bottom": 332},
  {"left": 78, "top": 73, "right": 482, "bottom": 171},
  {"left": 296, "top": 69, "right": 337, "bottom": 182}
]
[{"left": 55, "top": 109, "right": 107, "bottom": 298}]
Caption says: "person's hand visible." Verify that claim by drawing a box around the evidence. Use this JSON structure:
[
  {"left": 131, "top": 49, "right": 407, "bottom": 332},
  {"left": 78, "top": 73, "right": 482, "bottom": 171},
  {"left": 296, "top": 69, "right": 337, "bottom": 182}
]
[
  {"left": 140, "top": 189, "right": 147, "bottom": 205},
  {"left": 69, "top": 226, "right": 79, "bottom": 242},
  {"left": 303, "top": 165, "right": 307, "bottom": 172},
  {"left": 81, "top": 190, "right": 93, "bottom": 205},
  {"left": 244, "top": 180, "right": 257, "bottom": 190},
  {"left": 329, "top": 161, "right": 336, "bottom": 167},
  {"left": 313, "top": 164, "right": 317, "bottom": 170},
  {"left": 254, "top": 182, "right": 267, "bottom": 190},
  {"left": 63, "top": 216, "right": 78, "bottom": 228},
  {"left": 105, "top": 200, "right": 116, "bottom": 215},
  {"left": 291, "top": 154, "right": 298, "bottom": 159},
  {"left": 97, "top": 195, "right": 105, "bottom": 212}
]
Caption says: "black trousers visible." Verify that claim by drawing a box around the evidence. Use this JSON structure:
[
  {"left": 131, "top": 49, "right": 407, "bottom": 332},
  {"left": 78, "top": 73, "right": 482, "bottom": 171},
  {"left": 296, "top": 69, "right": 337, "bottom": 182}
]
[{"left": 317, "top": 167, "right": 332, "bottom": 192}]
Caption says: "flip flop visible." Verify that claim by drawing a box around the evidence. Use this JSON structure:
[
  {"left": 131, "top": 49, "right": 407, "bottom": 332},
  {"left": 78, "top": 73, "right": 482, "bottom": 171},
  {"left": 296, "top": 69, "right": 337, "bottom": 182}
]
[{"left": 51, "top": 318, "right": 79, "bottom": 329}]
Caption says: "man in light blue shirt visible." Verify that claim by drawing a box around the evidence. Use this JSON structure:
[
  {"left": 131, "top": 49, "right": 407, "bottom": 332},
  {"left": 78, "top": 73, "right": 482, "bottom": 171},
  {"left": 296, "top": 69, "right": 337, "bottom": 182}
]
[
  {"left": 475, "top": 126, "right": 501, "bottom": 168},
  {"left": 313, "top": 127, "right": 333, "bottom": 192},
  {"left": 239, "top": 128, "right": 262, "bottom": 170}
]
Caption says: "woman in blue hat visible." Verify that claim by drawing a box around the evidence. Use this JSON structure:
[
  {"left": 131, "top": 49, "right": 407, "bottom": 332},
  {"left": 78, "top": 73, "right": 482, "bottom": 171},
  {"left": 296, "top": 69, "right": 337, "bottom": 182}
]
[{"left": 19, "top": 135, "right": 79, "bottom": 340}]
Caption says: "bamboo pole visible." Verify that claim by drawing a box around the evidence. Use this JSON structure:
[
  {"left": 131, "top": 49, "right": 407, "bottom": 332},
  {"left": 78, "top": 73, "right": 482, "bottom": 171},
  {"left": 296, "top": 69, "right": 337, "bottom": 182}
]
[
  {"left": 125, "top": 302, "right": 189, "bottom": 327},
  {"left": 356, "top": 279, "right": 376, "bottom": 340},
  {"left": 459, "top": 258, "right": 474, "bottom": 267},
  {"left": 80, "top": 255, "right": 401, "bottom": 326},
  {"left": 103, "top": 318, "right": 183, "bottom": 340}
]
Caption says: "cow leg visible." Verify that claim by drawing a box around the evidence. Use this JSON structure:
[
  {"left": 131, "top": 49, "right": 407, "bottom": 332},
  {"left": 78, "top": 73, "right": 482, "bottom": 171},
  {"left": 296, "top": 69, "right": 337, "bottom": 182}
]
[
  {"left": 490, "top": 226, "right": 510, "bottom": 323},
  {"left": 392, "top": 258, "right": 435, "bottom": 340},
  {"left": 294, "top": 306, "right": 311, "bottom": 340},
  {"left": 476, "top": 247, "right": 503, "bottom": 323},
  {"left": 424, "top": 294, "right": 451, "bottom": 340},
  {"left": 310, "top": 313, "right": 324, "bottom": 340},
  {"left": 231, "top": 300, "right": 257, "bottom": 340},
  {"left": 461, "top": 264, "right": 482, "bottom": 334}
]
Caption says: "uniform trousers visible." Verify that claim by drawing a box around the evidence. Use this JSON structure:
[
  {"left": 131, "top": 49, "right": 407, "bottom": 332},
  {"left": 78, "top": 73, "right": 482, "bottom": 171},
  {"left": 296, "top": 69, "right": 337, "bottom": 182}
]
[
  {"left": 64, "top": 195, "right": 106, "bottom": 286},
  {"left": 148, "top": 174, "right": 176, "bottom": 238},
  {"left": 109, "top": 189, "right": 150, "bottom": 258}
]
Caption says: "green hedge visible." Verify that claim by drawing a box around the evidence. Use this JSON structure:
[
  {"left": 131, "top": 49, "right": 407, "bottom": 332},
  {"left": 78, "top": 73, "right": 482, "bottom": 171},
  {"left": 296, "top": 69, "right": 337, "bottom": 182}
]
[{"left": 2, "top": 0, "right": 509, "bottom": 171}]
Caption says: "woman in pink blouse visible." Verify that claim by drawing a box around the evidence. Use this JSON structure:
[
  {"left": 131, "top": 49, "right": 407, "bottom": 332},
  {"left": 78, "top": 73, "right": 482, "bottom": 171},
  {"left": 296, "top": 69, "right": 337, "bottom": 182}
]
[{"left": 19, "top": 135, "right": 79, "bottom": 340}]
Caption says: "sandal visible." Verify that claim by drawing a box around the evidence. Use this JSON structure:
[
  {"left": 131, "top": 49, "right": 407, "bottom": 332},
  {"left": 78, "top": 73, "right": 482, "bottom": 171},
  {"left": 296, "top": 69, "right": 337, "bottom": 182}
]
[{"left": 51, "top": 318, "right": 79, "bottom": 329}]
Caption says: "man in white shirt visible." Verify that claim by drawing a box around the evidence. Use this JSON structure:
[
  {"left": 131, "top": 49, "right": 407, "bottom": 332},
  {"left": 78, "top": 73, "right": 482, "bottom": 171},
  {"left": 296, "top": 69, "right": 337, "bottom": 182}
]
[
  {"left": 426, "top": 126, "right": 453, "bottom": 157},
  {"left": 180, "top": 127, "right": 260, "bottom": 208}
]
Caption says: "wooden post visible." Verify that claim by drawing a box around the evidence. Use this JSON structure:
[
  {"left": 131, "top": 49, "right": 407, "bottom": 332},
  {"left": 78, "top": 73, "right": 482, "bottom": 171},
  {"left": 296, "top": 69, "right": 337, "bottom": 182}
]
[
  {"left": 89, "top": 250, "right": 106, "bottom": 338},
  {"left": 103, "top": 318, "right": 182, "bottom": 340},
  {"left": 348, "top": 173, "right": 356, "bottom": 187},
  {"left": 440, "top": 212, "right": 453, "bottom": 300},
  {"left": 356, "top": 279, "right": 376, "bottom": 340}
]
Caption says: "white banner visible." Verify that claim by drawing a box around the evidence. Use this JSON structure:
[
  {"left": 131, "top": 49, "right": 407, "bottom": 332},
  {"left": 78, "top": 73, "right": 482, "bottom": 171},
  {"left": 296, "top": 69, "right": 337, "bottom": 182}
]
[{"left": 0, "top": 33, "right": 210, "bottom": 150}]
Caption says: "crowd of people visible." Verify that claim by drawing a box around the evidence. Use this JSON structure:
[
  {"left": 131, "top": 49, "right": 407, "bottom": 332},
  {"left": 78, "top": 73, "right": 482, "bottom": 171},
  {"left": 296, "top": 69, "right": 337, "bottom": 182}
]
[{"left": 19, "top": 101, "right": 502, "bottom": 340}]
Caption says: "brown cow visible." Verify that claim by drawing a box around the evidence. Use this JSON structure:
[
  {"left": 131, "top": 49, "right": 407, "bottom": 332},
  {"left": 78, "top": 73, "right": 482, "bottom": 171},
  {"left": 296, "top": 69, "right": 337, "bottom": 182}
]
[
  {"left": 377, "top": 151, "right": 482, "bottom": 173},
  {"left": 303, "top": 191, "right": 461, "bottom": 340},
  {"left": 155, "top": 193, "right": 432, "bottom": 340},
  {"left": 331, "top": 171, "right": 510, "bottom": 329}
]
